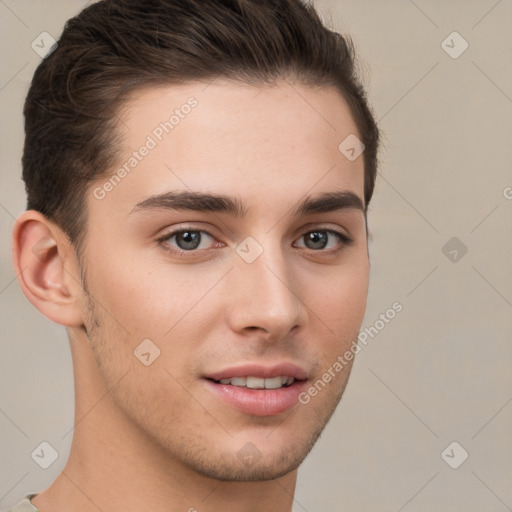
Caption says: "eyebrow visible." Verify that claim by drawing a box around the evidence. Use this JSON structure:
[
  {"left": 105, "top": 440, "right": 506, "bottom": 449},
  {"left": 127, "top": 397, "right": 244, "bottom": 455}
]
[
  {"left": 293, "top": 191, "right": 364, "bottom": 216},
  {"left": 130, "top": 191, "right": 247, "bottom": 216},
  {"left": 130, "top": 190, "right": 364, "bottom": 217}
]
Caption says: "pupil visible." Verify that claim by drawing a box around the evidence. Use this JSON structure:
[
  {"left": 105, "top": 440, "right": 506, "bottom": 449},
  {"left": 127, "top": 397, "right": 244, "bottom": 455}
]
[
  {"left": 305, "top": 231, "right": 327, "bottom": 250},
  {"left": 177, "top": 231, "right": 201, "bottom": 250}
]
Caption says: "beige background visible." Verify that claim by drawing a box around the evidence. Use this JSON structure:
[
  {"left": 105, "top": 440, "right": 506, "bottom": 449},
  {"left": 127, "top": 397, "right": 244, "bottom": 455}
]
[{"left": 1, "top": 1, "right": 511, "bottom": 510}]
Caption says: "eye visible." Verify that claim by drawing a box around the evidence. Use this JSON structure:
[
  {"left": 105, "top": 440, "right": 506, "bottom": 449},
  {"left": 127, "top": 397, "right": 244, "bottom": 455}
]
[
  {"left": 159, "top": 229, "right": 216, "bottom": 251},
  {"left": 294, "top": 230, "right": 352, "bottom": 251}
]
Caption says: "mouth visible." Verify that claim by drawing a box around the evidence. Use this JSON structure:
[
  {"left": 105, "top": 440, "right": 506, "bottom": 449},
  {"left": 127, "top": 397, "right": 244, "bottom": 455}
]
[
  {"left": 203, "top": 363, "right": 308, "bottom": 416},
  {"left": 211, "top": 375, "right": 296, "bottom": 389}
]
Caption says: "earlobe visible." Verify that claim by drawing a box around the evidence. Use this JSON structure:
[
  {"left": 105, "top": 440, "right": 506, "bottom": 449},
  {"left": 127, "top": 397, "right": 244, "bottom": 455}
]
[{"left": 12, "top": 211, "right": 84, "bottom": 327}]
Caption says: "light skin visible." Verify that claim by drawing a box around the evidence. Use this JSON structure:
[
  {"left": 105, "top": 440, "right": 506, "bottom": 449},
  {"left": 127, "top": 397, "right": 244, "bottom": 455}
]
[{"left": 13, "top": 79, "right": 369, "bottom": 512}]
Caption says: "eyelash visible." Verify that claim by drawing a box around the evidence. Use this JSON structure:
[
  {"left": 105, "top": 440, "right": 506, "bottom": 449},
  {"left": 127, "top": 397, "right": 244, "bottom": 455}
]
[{"left": 156, "top": 227, "right": 353, "bottom": 257}]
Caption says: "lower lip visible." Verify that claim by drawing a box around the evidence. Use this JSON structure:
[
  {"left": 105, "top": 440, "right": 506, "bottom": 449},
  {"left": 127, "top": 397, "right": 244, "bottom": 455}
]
[{"left": 204, "top": 379, "right": 307, "bottom": 416}]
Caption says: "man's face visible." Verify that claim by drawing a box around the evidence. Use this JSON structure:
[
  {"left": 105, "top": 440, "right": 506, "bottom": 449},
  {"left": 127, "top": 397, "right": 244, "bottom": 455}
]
[{"left": 80, "top": 80, "right": 369, "bottom": 481}]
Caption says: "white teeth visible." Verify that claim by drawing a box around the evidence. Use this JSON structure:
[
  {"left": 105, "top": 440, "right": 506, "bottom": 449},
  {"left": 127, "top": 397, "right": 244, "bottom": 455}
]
[
  {"left": 217, "top": 376, "right": 295, "bottom": 389},
  {"left": 265, "top": 376, "right": 283, "bottom": 389},
  {"left": 231, "top": 377, "right": 247, "bottom": 387},
  {"left": 246, "top": 376, "right": 265, "bottom": 389}
]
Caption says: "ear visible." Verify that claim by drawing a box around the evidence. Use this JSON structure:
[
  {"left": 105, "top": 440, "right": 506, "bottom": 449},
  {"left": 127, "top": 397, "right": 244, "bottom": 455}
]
[{"left": 12, "top": 210, "right": 84, "bottom": 327}]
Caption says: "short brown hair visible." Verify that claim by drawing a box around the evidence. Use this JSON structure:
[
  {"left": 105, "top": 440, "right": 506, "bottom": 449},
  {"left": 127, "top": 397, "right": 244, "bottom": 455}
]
[{"left": 22, "top": 0, "right": 380, "bottom": 249}]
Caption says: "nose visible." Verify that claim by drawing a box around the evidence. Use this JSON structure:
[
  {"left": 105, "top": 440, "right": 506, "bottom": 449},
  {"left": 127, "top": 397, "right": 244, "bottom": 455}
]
[{"left": 226, "top": 244, "right": 307, "bottom": 340}]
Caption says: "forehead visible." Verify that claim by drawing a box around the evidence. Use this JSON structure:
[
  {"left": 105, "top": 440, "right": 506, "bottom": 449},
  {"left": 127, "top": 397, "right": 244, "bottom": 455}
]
[{"left": 90, "top": 79, "right": 365, "bottom": 216}]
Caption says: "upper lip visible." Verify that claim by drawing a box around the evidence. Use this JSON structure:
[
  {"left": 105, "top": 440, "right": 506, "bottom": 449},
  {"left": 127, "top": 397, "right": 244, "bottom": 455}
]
[{"left": 205, "top": 362, "right": 308, "bottom": 382}]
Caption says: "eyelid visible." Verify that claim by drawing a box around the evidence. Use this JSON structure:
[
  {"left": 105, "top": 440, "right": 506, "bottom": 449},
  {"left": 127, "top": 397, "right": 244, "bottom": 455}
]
[
  {"left": 156, "top": 226, "right": 222, "bottom": 253},
  {"left": 155, "top": 224, "right": 353, "bottom": 257},
  {"left": 293, "top": 221, "right": 353, "bottom": 242},
  {"left": 156, "top": 222, "right": 219, "bottom": 240},
  {"left": 293, "top": 228, "right": 353, "bottom": 250}
]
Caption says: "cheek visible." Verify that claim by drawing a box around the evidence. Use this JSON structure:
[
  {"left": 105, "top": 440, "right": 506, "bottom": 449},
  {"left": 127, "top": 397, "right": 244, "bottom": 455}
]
[
  {"left": 307, "top": 259, "right": 369, "bottom": 331},
  {"left": 85, "top": 237, "right": 368, "bottom": 352},
  {"left": 87, "top": 251, "right": 215, "bottom": 337}
]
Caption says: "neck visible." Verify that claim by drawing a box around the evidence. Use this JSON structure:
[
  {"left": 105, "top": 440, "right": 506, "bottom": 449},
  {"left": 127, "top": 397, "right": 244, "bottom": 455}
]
[{"left": 32, "top": 330, "right": 297, "bottom": 512}]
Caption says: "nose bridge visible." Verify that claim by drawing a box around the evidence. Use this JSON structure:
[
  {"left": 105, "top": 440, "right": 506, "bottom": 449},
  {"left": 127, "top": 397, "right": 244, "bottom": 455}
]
[{"left": 228, "top": 239, "right": 305, "bottom": 336}]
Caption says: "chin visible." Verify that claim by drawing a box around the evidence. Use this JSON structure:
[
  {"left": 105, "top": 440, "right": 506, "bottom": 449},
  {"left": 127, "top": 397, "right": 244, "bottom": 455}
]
[
  {"left": 181, "top": 423, "right": 325, "bottom": 483},
  {"left": 189, "top": 454, "right": 303, "bottom": 482}
]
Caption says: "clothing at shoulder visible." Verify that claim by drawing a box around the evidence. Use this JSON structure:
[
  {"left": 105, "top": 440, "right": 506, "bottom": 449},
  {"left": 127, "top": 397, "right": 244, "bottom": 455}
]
[{"left": 5, "top": 495, "right": 40, "bottom": 512}]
